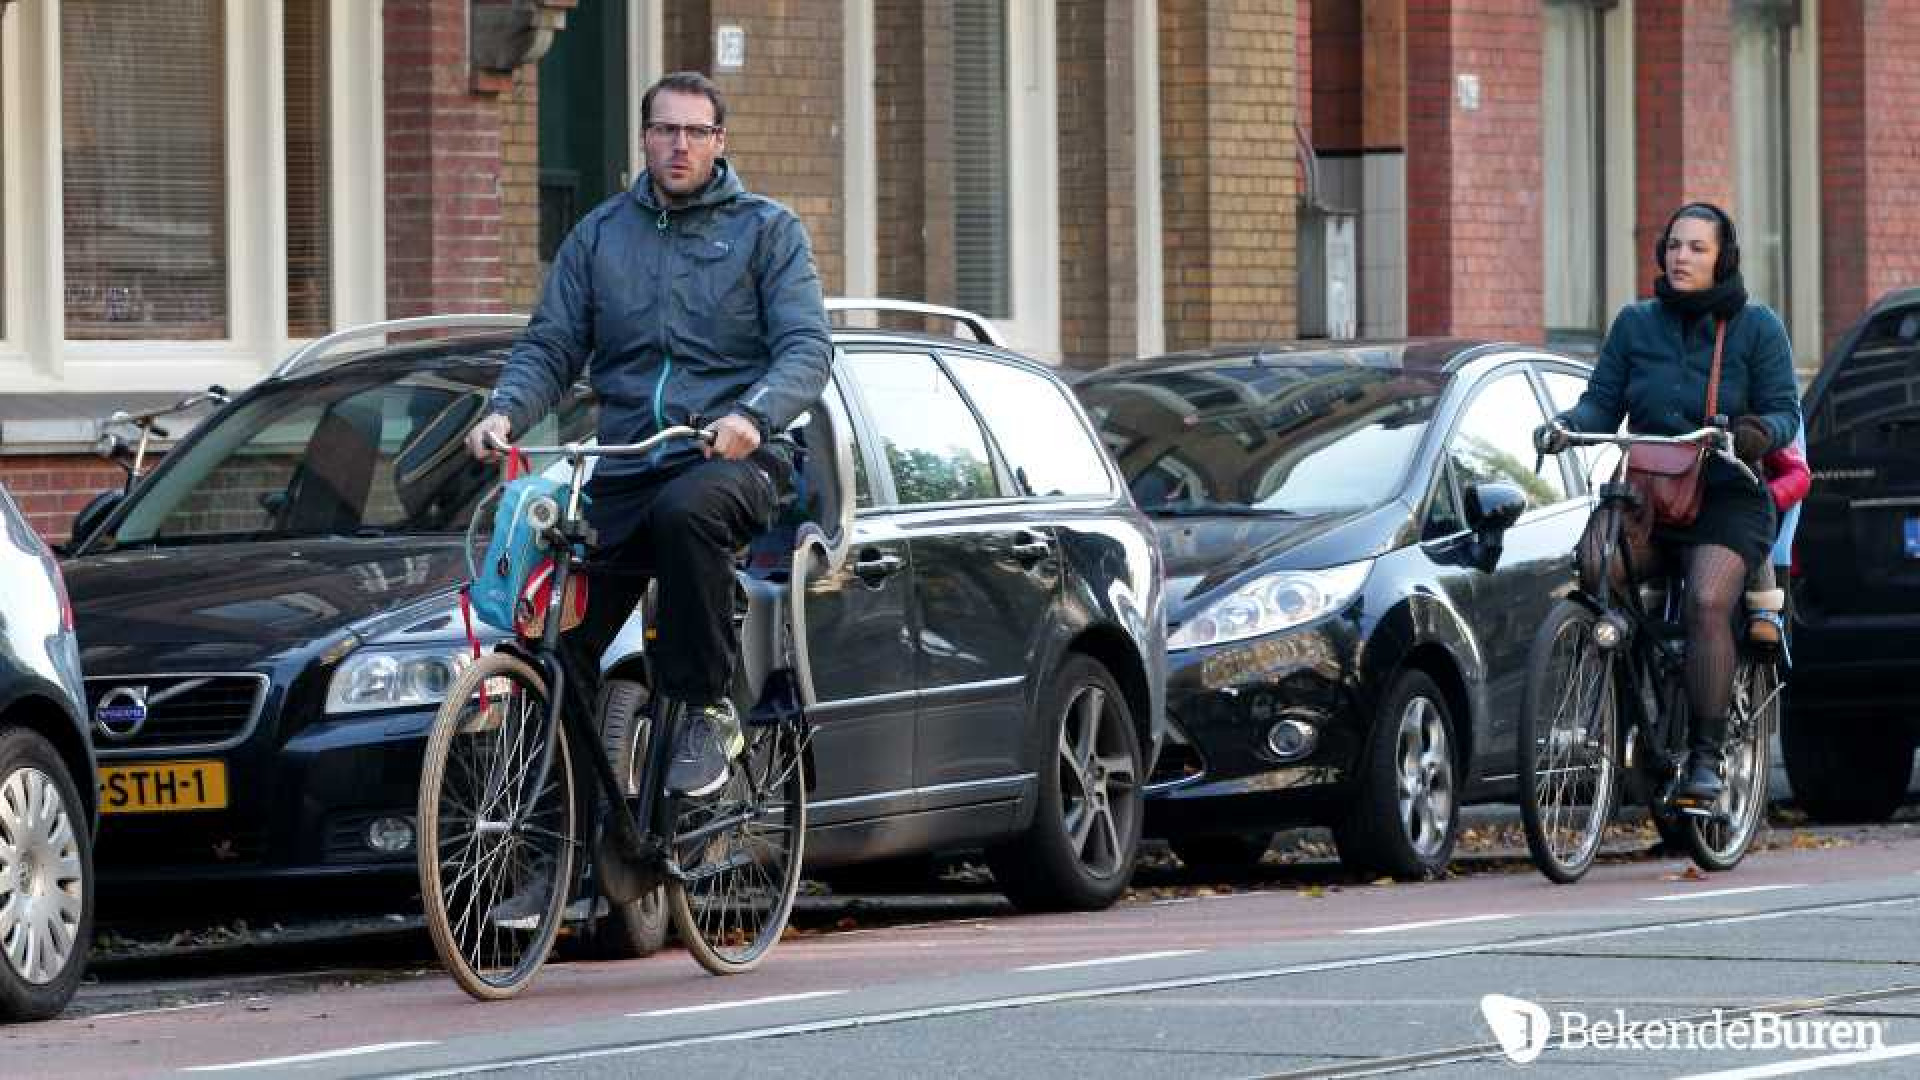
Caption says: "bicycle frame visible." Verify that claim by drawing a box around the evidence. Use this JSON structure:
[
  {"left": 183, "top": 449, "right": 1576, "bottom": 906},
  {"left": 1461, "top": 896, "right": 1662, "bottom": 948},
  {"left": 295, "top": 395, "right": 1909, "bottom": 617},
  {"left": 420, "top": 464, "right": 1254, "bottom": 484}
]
[
  {"left": 486, "top": 427, "right": 705, "bottom": 877},
  {"left": 1557, "top": 426, "right": 1762, "bottom": 798}
]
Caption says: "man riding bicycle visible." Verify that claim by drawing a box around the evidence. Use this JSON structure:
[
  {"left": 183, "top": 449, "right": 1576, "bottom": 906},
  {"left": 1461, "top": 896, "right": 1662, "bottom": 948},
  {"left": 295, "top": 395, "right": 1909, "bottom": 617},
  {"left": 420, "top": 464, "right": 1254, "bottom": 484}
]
[
  {"left": 1535, "top": 202, "right": 1800, "bottom": 812},
  {"left": 466, "top": 70, "right": 831, "bottom": 800}
]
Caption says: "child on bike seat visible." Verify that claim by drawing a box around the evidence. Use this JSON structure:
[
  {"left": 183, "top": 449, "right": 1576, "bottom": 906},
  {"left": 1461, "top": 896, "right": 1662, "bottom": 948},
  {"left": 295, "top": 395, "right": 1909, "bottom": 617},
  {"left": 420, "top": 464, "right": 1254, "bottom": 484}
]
[{"left": 1745, "top": 425, "right": 1809, "bottom": 645}]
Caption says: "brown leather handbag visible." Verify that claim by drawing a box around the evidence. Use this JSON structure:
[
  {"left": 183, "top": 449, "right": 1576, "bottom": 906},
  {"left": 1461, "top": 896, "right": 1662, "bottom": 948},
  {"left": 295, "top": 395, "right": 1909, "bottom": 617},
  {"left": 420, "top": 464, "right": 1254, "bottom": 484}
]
[{"left": 1625, "top": 318, "right": 1725, "bottom": 528}]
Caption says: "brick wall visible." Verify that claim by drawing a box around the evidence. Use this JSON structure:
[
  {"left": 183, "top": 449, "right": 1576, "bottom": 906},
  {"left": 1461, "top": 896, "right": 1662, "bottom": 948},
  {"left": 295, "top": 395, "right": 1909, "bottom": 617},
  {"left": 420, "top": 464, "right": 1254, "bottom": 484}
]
[
  {"left": 385, "top": 0, "right": 506, "bottom": 317},
  {"left": 1158, "top": 0, "right": 1299, "bottom": 351},
  {"left": 658, "top": 5, "right": 844, "bottom": 295},
  {"left": 3, "top": 457, "right": 129, "bottom": 544},
  {"left": 1313, "top": 0, "right": 1362, "bottom": 151},
  {"left": 1820, "top": 0, "right": 1920, "bottom": 348},
  {"left": 1404, "top": 0, "right": 1540, "bottom": 341},
  {"left": 1633, "top": 0, "right": 1733, "bottom": 298},
  {"left": 1057, "top": 0, "right": 1139, "bottom": 369},
  {"left": 500, "top": 63, "right": 541, "bottom": 312},
  {"left": 874, "top": 1, "right": 956, "bottom": 309}
]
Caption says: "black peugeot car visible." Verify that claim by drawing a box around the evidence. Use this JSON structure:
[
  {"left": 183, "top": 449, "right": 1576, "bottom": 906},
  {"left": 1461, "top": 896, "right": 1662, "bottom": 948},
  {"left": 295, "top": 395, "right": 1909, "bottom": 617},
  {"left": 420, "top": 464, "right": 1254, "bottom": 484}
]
[
  {"left": 1783, "top": 287, "right": 1920, "bottom": 822},
  {"left": 61, "top": 307, "right": 1165, "bottom": 926},
  {"left": 1077, "top": 341, "right": 1597, "bottom": 878}
]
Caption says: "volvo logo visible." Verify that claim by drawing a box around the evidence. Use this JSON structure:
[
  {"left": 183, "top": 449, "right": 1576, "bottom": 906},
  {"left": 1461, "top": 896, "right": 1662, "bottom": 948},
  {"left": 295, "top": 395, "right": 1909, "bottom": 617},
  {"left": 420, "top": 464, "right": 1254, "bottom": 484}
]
[{"left": 94, "top": 686, "right": 150, "bottom": 741}]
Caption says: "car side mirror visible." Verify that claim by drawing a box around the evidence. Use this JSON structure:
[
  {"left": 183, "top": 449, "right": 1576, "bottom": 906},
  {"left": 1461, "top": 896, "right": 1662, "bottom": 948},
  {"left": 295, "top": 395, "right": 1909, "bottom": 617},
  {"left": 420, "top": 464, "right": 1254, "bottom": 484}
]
[
  {"left": 1464, "top": 482, "right": 1526, "bottom": 537},
  {"left": 69, "top": 490, "right": 124, "bottom": 552}
]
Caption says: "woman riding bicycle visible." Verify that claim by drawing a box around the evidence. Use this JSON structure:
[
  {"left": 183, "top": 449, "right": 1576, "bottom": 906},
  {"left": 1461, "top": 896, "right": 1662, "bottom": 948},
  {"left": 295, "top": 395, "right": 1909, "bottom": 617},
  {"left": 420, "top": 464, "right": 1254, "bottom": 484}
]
[{"left": 1535, "top": 202, "right": 1801, "bottom": 811}]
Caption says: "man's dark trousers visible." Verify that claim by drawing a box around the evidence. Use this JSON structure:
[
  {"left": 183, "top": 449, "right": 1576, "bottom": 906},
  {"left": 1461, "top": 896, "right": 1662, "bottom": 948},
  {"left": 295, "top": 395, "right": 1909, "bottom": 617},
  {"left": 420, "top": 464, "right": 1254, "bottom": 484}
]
[{"left": 562, "top": 448, "right": 790, "bottom": 705}]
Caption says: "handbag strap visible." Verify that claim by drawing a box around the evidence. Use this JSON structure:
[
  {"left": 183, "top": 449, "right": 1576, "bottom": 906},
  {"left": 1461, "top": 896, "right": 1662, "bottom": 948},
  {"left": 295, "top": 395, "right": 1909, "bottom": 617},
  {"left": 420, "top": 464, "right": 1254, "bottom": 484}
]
[{"left": 1705, "top": 318, "right": 1726, "bottom": 422}]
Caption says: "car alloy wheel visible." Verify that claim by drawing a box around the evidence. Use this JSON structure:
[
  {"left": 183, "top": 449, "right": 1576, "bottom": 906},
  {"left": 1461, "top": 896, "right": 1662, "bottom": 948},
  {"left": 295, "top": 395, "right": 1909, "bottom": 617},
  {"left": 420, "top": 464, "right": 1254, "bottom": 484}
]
[
  {"left": 1395, "top": 695, "right": 1455, "bottom": 859},
  {"left": 0, "top": 765, "right": 85, "bottom": 987},
  {"left": 1057, "top": 680, "right": 1138, "bottom": 881}
]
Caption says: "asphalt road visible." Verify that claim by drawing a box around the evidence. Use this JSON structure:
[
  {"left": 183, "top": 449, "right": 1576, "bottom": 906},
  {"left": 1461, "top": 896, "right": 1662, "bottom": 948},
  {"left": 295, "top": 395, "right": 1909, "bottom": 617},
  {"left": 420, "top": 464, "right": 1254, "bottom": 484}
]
[{"left": 13, "top": 820, "right": 1920, "bottom": 1079}]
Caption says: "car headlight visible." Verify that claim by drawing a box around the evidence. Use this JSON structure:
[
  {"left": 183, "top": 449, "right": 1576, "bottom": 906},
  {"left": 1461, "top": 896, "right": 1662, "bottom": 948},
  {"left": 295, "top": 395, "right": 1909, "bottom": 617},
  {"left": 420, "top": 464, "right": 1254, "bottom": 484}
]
[
  {"left": 325, "top": 645, "right": 476, "bottom": 715},
  {"left": 1168, "top": 560, "right": 1372, "bottom": 650}
]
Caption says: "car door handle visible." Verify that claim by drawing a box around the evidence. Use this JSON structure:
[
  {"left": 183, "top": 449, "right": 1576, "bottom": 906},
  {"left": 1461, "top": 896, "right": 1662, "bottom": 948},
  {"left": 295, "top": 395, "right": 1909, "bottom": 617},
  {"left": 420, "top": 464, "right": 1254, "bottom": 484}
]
[
  {"left": 852, "top": 550, "right": 904, "bottom": 582},
  {"left": 1011, "top": 533, "right": 1051, "bottom": 563}
]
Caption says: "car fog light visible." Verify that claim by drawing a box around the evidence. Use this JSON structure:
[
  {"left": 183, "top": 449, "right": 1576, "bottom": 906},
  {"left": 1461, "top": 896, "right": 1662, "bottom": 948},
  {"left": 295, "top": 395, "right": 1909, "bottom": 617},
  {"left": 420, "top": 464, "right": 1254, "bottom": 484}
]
[
  {"left": 367, "top": 815, "right": 416, "bottom": 855},
  {"left": 1265, "top": 718, "right": 1318, "bottom": 762}
]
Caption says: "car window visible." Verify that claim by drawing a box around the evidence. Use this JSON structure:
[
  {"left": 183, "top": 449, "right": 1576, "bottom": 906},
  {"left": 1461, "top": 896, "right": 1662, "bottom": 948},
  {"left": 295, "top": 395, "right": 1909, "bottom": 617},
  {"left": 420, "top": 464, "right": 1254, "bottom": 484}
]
[
  {"left": 1078, "top": 365, "right": 1446, "bottom": 516},
  {"left": 103, "top": 360, "right": 592, "bottom": 547},
  {"left": 1448, "top": 371, "right": 1569, "bottom": 511},
  {"left": 1810, "top": 306, "right": 1920, "bottom": 448},
  {"left": 1423, "top": 460, "right": 1467, "bottom": 539},
  {"left": 943, "top": 354, "right": 1112, "bottom": 497},
  {"left": 844, "top": 351, "right": 1002, "bottom": 505},
  {"left": 1540, "top": 367, "right": 1618, "bottom": 489}
]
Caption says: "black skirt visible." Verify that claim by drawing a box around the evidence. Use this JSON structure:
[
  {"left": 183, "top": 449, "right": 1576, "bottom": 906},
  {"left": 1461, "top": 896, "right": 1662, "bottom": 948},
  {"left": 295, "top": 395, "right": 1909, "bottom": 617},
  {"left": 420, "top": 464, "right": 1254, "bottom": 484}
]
[{"left": 1651, "top": 457, "right": 1776, "bottom": 568}]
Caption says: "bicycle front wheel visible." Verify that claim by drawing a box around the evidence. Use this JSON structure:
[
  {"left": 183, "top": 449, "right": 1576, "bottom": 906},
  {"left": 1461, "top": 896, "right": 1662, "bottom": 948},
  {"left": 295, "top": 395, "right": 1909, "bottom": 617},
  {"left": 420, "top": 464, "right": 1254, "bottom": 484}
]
[
  {"left": 418, "top": 652, "right": 576, "bottom": 1000},
  {"left": 668, "top": 713, "right": 807, "bottom": 975},
  {"left": 1519, "top": 599, "right": 1622, "bottom": 884},
  {"left": 1682, "top": 657, "right": 1779, "bottom": 872}
]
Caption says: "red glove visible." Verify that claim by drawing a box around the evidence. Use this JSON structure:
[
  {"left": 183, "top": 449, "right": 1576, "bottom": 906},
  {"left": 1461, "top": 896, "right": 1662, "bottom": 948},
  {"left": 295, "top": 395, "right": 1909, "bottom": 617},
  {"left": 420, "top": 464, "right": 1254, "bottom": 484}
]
[{"left": 1763, "top": 442, "right": 1810, "bottom": 512}]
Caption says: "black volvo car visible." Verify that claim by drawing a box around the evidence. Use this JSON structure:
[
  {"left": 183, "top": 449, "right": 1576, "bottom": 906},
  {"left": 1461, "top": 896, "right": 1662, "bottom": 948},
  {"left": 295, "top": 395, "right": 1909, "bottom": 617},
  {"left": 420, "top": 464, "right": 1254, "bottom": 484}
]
[
  {"left": 61, "top": 306, "right": 1165, "bottom": 922},
  {"left": 1077, "top": 342, "right": 1597, "bottom": 878}
]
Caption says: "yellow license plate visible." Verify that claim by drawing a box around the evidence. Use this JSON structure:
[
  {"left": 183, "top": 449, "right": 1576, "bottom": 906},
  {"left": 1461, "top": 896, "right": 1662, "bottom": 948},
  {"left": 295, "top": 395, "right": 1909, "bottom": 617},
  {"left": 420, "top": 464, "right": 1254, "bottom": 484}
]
[{"left": 98, "top": 761, "right": 228, "bottom": 814}]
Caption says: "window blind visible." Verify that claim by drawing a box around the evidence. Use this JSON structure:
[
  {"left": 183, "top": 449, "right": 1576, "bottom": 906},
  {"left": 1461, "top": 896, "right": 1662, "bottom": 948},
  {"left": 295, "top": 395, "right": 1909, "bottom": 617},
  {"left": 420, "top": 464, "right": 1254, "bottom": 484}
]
[
  {"left": 952, "top": 1, "right": 1010, "bottom": 319},
  {"left": 285, "top": 0, "right": 332, "bottom": 338}
]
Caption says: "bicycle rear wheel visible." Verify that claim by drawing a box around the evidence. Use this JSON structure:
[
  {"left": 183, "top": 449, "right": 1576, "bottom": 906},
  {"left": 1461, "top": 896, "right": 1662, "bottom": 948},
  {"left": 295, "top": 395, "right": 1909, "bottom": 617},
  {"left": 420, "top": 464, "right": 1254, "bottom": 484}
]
[
  {"left": 1519, "top": 599, "right": 1622, "bottom": 884},
  {"left": 418, "top": 652, "right": 576, "bottom": 1000},
  {"left": 668, "top": 712, "right": 807, "bottom": 975},
  {"left": 1682, "top": 657, "right": 1779, "bottom": 872}
]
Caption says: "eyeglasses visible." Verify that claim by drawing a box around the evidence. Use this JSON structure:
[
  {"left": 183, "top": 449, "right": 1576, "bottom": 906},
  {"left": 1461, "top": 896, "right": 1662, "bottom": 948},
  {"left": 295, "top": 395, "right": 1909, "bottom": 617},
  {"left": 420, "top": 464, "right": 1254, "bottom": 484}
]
[{"left": 644, "top": 122, "right": 722, "bottom": 144}]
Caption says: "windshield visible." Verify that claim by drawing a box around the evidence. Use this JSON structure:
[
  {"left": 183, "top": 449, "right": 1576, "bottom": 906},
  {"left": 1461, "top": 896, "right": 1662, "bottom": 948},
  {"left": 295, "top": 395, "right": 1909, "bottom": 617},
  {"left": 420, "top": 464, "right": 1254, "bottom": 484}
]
[
  {"left": 1077, "top": 364, "right": 1447, "bottom": 516},
  {"left": 94, "top": 360, "right": 592, "bottom": 550}
]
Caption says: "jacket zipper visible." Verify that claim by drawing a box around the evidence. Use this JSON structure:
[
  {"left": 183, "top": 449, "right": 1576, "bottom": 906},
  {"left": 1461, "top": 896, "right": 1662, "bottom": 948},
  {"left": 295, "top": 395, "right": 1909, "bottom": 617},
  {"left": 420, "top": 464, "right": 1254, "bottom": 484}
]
[{"left": 652, "top": 204, "right": 672, "bottom": 468}]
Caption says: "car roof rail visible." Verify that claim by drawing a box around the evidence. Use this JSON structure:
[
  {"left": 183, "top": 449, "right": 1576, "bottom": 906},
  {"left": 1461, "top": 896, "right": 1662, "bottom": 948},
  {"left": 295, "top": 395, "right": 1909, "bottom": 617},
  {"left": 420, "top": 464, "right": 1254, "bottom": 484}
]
[
  {"left": 270, "top": 313, "right": 531, "bottom": 379},
  {"left": 825, "top": 297, "right": 1004, "bottom": 349}
]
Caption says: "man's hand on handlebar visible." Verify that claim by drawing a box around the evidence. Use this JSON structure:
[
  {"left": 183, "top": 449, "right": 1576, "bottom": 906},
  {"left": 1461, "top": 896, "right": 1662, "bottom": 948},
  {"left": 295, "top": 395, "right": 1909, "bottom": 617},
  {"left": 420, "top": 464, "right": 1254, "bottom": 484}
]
[
  {"left": 466, "top": 413, "right": 513, "bottom": 463},
  {"left": 1533, "top": 421, "right": 1572, "bottom": 456},
  {"left": 704, "top": 412, "right": 761, "bottom": 461}
]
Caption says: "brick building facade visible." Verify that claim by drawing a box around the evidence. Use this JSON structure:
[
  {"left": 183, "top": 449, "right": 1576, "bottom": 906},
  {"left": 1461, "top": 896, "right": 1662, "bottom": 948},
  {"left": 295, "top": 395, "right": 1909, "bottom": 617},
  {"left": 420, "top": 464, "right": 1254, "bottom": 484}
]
[{"left": 2, "top": 0, "right": 1917, "bottom": 540}]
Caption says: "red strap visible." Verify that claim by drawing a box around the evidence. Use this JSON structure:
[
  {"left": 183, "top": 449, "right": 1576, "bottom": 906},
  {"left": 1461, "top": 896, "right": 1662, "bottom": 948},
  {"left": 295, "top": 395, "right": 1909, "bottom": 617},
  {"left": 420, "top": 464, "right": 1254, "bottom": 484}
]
[
  {"left": 457, "top": 586, "right": 490, "bottom": 710},
  {"left": 506, "top": 446, "right": 528, "bottom": 481}
]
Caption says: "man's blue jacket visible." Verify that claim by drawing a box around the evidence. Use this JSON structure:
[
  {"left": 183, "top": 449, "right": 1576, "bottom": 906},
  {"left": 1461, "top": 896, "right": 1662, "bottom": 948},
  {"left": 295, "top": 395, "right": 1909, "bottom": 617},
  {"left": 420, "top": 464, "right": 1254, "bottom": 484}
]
[{"left": 490, "top": 161, "right": 832, "bottom": 479}]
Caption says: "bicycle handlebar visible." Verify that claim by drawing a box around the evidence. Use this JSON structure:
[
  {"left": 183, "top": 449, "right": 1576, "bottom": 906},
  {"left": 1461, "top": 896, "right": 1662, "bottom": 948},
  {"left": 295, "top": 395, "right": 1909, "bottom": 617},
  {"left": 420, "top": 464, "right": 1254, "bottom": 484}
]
[
  {"left": 106, "top": 386, "right": 231, "bottom": 429},
  {"left": 1545, "top": 424, "right": 1761, "bottom": 489},
  {"left": 485, "top": 425, "right": 713, "bottom": 463}
]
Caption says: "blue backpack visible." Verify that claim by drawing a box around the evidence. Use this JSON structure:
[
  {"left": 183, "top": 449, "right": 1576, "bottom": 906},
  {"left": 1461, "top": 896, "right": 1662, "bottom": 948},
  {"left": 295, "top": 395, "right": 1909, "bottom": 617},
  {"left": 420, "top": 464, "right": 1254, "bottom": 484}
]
[{"left": 467, "top": 471, "right": 569, "bottom": 634}]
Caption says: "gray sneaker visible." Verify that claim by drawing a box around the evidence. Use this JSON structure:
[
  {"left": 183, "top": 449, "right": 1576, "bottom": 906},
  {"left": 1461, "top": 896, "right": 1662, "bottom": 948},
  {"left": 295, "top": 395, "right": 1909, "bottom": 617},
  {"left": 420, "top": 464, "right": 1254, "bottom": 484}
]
[{"left": 666, "top": 701, "right": 745, "bottom": 798}]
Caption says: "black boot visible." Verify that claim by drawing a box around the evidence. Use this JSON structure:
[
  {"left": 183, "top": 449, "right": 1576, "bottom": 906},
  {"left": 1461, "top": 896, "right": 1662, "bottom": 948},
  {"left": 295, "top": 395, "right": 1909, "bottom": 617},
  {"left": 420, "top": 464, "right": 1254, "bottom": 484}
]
[{"left": 1672, "top": 713, "right": 1728, "bottom": 814}]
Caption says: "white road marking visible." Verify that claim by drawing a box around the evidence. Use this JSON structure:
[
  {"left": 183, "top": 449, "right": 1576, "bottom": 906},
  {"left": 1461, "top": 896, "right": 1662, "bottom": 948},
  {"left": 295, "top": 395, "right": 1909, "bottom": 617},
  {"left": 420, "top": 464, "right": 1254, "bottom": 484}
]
[
  {"left": 1016, "top": 950, "right": 1199, "bottom": 972},
  {"left": 1673, "top": 1040, "right": 1920, "bottom": 1079},
  {"left": 632, "top": 991, "right": 845, "bottom": 1017},
  {"left": 184, "top": 1041, "right": 437, "bottom": 1072},
  {"left": 381, "top": 894, "right": 1920, "bottom": 1079},
  {"left": 1641, "top": 884, "right": 1806, "bottom": 903},
  {"left": 1346, "top": 913, "right": 1516, "bottom": 935},
  {"left": 87, "top": 1000, "right": 225, "bottom": 1021}
]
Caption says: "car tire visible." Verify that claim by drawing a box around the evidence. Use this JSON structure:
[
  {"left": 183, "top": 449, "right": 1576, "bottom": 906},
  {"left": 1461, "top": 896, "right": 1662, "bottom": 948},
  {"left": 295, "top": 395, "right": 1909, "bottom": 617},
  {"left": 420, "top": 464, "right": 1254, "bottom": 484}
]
[
  {"left": 0, "top": 727, "right": 94, "bottom": 1022},
  {"left": 1333, "top": 670, "right": 1460, "bottom": 880},
  {"left": 1169, "top": 833, "right": 1273, "bottom": 874},
  {"left": 987, "top": 655, "right": 1143, "bottom": 912},
  {"left": 567, "top": 886, "right": 670, "bottom": 961},
  {"left": 573, "top": 678, "right": 669, "bottom": 961},
  {"left": 1781, "top": 712, "right": 1915, "bottom": 824}
]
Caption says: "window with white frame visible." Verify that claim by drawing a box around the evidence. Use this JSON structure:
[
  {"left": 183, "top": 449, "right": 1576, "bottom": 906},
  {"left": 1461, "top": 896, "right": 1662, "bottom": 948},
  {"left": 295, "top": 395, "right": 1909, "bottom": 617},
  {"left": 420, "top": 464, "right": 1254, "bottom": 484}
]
[
  {"left": 1542, "top": 0, "right": 1607, "bottom": 344},
  {"left": 61, "top": 0, "right": 229, "bottom": 340},
  {"left": 1733, "top": 0, "right": 1796, "bottom": 325},
  {"left": 0, "top": 0, "right": 376, "bottom": 398},
  {"left": 952, "top": 0, "right": 1009, "bottom": 320}
]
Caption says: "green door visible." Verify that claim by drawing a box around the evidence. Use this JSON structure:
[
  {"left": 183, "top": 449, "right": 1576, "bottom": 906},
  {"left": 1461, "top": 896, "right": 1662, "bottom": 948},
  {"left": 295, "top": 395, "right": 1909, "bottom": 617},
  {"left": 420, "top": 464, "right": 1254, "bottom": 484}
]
[{"left": 538, "top": 0, "right": 630, "bottom": 263}]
